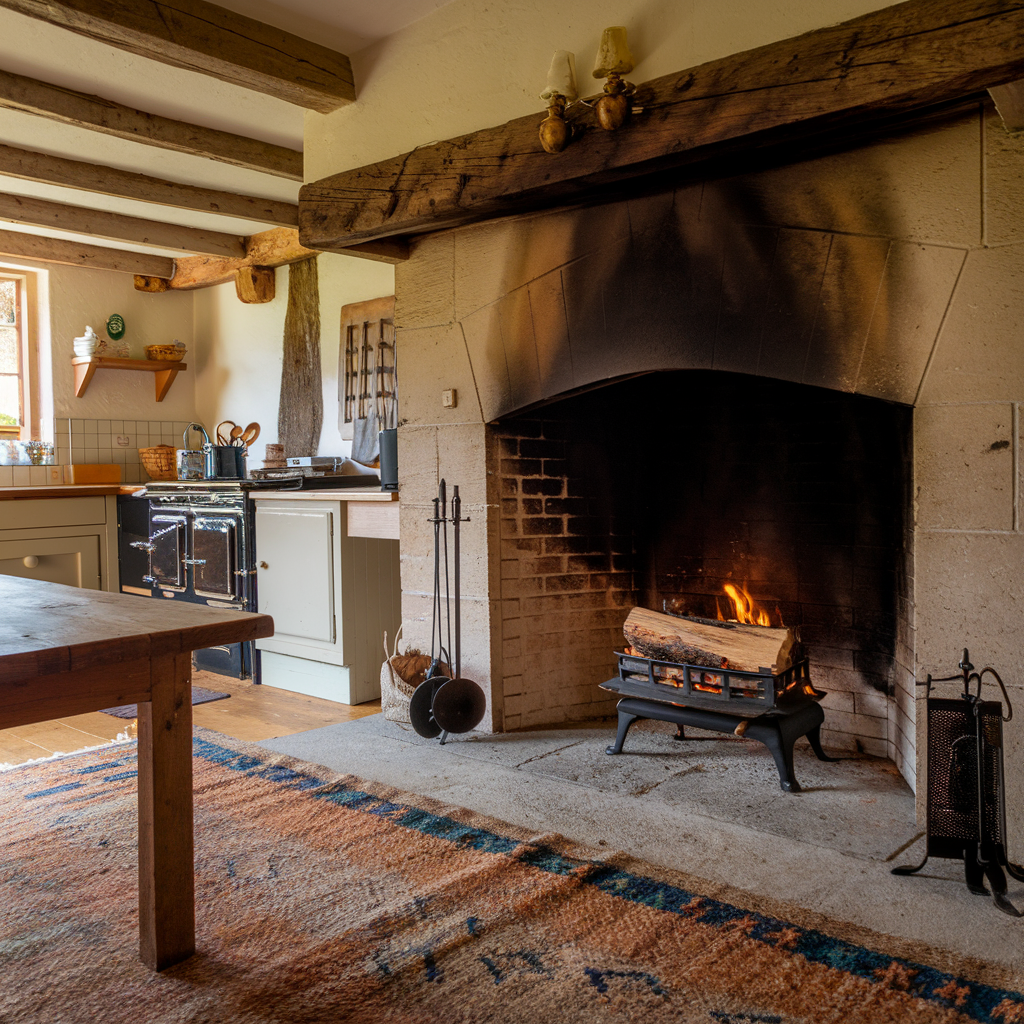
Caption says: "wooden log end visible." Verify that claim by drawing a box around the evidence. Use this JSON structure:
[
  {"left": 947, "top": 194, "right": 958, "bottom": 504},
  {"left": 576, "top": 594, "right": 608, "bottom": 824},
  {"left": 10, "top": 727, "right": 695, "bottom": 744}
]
[
  {"left": 235, "top": 265, "right": 275, "bottom": 303},
  {"left": 134, "top": 275, "right": 170, "bottom": 293}
]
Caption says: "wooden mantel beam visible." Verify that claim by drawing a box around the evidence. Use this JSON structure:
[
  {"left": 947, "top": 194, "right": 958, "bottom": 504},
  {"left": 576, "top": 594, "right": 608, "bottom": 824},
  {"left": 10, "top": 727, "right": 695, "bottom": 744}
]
[
  {"left": 0, "top": 0, "right": 354, "bottom": 113},
  {"left": 299, "top": 0, "right": 1024, "bottom": 249},
  {"left": 0, "top": 142, "right": 298, "bottom": 226},
  {"left": 0, "top": 67, "right": 302, "bottom": 180}
]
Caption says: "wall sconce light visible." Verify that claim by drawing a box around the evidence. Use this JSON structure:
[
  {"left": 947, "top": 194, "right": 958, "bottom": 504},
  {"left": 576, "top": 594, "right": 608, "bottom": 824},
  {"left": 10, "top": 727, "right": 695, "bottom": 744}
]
[
  {"left": 539, "top": 50, "right": 578, "bottom": 154},
  {"left": 593, "top": 26, "right": 635, "bottom": 130}
]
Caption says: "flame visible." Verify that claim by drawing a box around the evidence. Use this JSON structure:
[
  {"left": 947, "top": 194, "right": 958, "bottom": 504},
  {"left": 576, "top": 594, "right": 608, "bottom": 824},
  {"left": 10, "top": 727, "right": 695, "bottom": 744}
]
[{"left": 720, "top": 583, "right": 775, "bottom": 627}]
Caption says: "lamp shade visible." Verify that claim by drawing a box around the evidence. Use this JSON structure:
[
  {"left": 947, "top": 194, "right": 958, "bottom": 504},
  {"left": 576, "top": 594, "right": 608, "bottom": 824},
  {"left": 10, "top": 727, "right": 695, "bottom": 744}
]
[
  {"left": 540, "top": 50, "right": 578, "bottom": 102},
  {"left": 593, "top": 26, "right": 634, "bottom": 78}
]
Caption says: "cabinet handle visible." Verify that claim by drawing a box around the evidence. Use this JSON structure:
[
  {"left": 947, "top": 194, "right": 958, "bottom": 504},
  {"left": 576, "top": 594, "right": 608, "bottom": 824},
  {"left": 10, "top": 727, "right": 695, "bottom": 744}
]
[
  {"left": 259, "top": 560, "right": 268, "bottom": 569},
  {"left": 22, "top": 555, "right": 39, "bottom": 568},
  {"left": 130, "top": 541, "right": 155, "bottom": 552}
]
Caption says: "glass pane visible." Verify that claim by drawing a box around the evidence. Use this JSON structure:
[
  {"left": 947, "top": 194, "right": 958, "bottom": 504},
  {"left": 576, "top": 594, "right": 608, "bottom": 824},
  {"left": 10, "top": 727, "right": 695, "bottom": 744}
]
[
  {"left": 0, "top": 374, "right": 21, "bottom": 426},
  {"left": 0, "top": 325, "right": 18, "bottom": 373},
  {"left": 0, "top": 280, "right": 15, "bottom": 325}
]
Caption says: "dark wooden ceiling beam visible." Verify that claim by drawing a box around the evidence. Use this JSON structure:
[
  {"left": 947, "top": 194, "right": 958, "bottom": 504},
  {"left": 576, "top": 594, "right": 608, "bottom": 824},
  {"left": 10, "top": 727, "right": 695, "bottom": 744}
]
[
  {"left": 0, "top": 67, "right": 302, "bottom": 180},
  {"left": 0, "top": 0, "right": 354, "bottom": 112},
  {"left": 0, "top": 142, "right": 298, "bottom": 225},
  {"left": 299, "top": 0, "right": 1024, "bottom": 249},
  {"left": 0, "top": 226, "right": 173, "bottom": 276},
  {"left": 0, "top": 191, "right": 245, "bottom": 256}
]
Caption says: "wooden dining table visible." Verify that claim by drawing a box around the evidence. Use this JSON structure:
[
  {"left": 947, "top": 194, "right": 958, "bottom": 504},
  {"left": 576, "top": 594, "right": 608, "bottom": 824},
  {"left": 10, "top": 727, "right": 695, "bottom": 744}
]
[{"left": 0, "top": 575, "right": 274, "bottom": 970}]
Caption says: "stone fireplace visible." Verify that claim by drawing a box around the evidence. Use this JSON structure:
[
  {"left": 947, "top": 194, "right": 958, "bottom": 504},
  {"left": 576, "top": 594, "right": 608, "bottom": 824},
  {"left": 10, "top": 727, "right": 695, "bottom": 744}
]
[{"left": 393, "top": 99, "right": 1024, "bottom": 802}]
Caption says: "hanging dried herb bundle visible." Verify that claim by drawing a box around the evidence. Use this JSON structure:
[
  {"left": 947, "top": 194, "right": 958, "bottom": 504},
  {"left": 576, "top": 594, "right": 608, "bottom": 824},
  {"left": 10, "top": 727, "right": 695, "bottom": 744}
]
[{"left": 277, "top": 257, "right": 322, "bottom": 458}]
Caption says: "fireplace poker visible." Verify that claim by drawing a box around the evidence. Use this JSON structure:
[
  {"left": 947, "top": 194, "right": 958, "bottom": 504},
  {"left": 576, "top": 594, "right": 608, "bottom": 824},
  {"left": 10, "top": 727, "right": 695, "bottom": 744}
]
[{"left": 432, "top": 484, "right": 487, "bottom": 740}]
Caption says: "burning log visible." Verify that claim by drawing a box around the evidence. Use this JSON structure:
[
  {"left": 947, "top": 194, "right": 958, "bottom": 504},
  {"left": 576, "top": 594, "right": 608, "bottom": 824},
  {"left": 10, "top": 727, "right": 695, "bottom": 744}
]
[{"left": 623, "top": 606, "right": 800, "bottom": 674}]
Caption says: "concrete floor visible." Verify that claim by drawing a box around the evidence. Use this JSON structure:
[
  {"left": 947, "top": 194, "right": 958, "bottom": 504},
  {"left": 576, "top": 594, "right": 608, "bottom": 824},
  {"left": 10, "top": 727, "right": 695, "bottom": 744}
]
[{"left": 259, "top": 714, "right": 1024, "bottom": 975}]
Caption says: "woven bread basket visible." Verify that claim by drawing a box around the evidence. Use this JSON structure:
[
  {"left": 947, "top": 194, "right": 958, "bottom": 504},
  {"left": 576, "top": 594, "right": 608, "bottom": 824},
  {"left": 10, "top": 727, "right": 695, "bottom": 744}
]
[
  {"left": 145, "top": 344, "right": 185, "bottom": 361},
  {"left": 139, "top": 444, "right": 177, "bottom": 480}
]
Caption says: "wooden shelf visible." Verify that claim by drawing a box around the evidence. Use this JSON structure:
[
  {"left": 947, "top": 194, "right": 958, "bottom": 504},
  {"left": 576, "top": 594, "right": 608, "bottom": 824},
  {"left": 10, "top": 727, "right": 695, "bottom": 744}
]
[{"left": 72, "top": 356, "right": 187, "bottom": 402}]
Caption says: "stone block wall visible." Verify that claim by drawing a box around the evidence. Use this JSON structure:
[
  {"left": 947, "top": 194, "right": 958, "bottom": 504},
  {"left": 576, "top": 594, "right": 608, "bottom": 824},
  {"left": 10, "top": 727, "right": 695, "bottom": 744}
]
[{"left": 394, "top": 99, "right": 1024, "bottom": 812}]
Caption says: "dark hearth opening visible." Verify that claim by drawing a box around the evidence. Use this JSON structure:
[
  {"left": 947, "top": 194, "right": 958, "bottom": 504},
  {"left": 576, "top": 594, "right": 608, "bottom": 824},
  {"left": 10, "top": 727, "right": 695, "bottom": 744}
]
[{"left": 494, "top": 370, "right": 914, "bottom": 761}]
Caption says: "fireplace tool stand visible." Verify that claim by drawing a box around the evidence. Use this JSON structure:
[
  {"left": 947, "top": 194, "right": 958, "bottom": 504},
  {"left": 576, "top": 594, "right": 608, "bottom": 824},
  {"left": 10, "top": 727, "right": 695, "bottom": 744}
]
[
  {"left": 409, "top": 481, "right": 486, "bottom": 743},
  {"left": 891, "top": 649, "right": 1024, "bottom": 917}
]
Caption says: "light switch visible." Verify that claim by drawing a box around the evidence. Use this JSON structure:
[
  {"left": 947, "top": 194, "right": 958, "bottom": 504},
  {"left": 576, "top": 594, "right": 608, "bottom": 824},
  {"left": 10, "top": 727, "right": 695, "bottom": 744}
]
[{"left": 442, "top": 389, "right": 457, "bottom": 409}]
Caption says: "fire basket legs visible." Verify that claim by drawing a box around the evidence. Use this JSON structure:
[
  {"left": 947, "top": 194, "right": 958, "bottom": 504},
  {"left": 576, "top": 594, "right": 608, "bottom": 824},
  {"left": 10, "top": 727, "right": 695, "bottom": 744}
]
[
  {"left": 604, "top": 697, "right": 830, "bottom": 793},
  {"left": 605, "top": 708, "right": 641, "bottom": 755}
]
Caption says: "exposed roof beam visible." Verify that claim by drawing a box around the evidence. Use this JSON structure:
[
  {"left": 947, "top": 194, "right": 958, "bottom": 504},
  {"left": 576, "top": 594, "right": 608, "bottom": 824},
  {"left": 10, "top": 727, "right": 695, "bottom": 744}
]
[
  {"left": 0, "top": 142, "right": 298, "bottom": 225},
  {"left": 0, "top": 0, "right": 354, "bottom": 112},
  {"left": 0, "top": 67, "right": 302, "bottom": 180},
  {"left": 135, "top": 228, "right": 407, "bottom": 295},
  {"left": 0, "top": 191, "right": 245, "bottom": 257},
  {"left": 299, "top": 0, "right": 1024, "bottom": 249},
  {"left": 0, "top": 226, "right": 173, "bottom": 276},
  {"left": 162, "top": 226, "right": 317, "bottom": 290}
]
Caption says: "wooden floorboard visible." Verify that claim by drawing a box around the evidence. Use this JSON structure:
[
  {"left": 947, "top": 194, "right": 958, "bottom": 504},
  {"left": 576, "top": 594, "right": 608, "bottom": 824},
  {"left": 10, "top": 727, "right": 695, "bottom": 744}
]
[{"left": 0, "top": 670, "right": 380, "bottom": 765}]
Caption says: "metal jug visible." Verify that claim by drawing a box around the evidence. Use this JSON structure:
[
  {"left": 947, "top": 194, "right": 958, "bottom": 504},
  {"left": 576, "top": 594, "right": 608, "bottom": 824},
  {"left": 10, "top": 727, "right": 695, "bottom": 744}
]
[
  {"left": 177, "top": 423, "right": 209, "bottom": 480},
  {"left": 203, "top": 442, "right": 247, "bottom": 480}
]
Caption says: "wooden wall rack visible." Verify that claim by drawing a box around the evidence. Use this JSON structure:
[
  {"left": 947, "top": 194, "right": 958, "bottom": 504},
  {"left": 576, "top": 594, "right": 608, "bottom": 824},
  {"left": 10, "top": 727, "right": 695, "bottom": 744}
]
[{"left": 72, "top": 357, "right": 187, "bottom": 402}]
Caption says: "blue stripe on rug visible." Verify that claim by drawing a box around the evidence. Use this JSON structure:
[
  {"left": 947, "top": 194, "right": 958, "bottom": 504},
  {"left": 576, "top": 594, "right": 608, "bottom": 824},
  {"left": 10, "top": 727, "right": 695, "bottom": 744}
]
[{"left": 183, "top": 735, "right": 1011, "bottom": 1023}]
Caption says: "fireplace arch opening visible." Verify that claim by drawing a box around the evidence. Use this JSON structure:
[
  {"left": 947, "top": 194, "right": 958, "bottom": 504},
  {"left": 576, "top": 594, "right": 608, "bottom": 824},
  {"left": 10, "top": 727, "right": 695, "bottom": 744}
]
[{"left": 493, "top": 369, "right": 914, "bottom": 770}]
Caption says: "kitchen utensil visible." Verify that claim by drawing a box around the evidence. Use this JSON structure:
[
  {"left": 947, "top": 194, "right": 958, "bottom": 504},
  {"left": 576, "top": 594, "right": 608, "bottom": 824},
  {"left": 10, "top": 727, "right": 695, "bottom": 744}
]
[
  {"left": 241, "top": 422, "right": 260, "bottom": 446},
  {"left": 229, "top": 425, "right": 244, "bottom": 446},
  {"left": 203, "top": 443, "right": 247, "bottom": 480},
  {"left": 215, "top": 420, "right": 237, "bottom": 446}
]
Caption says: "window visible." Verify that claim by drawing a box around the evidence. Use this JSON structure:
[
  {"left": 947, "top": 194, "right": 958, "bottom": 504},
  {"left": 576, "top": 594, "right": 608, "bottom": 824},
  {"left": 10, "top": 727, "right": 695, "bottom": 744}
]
[{"left": 0, "top": 276, "right": 23, "bottom": 439}]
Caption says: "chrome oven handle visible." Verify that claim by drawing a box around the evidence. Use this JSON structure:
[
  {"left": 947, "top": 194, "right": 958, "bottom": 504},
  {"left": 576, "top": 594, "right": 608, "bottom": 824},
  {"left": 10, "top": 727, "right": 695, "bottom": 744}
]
[
  {"left": 129, "top": 541, "right": 155, "bottom": 552},
  {"left": 182, "top": 558, "right": 207, "bottom": 566}
]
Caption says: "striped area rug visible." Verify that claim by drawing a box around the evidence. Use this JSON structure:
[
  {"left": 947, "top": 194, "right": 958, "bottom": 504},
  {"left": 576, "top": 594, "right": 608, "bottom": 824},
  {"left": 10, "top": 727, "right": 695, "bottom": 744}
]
[{"left": 1, "top": 728, "right": 1021, "bottom": 1024}]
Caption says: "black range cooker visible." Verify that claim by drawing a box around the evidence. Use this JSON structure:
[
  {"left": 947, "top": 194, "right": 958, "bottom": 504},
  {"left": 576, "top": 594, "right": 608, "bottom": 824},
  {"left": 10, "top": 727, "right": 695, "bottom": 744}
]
[{"left": 117, "top": 479, "right": 299, "bottom": 681}]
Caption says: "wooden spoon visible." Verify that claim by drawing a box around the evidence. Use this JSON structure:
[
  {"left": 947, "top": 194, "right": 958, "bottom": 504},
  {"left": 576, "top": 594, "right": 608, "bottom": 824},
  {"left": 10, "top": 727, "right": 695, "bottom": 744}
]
[
  {"left": 241, "top": 422, "right": 261, "bottom": 445},
  {"left": 229, "top": 425, "right": 244, "bottom": 446},
  {"left": 215, "top": 420, "right": 237, "bottom": 446}
]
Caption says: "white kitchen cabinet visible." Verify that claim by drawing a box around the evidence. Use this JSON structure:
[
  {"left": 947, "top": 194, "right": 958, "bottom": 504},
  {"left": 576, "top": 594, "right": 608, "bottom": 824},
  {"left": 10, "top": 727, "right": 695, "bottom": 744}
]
[
  {"left": 254, "top": 496, "right": 400, "bottom": 705},
  {"left": 0, "top": 495, "right": 118, "bottom": 591}
]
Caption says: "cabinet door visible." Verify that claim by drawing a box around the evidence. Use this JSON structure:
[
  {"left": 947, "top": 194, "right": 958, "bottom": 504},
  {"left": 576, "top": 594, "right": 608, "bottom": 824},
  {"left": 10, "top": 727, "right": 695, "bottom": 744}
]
[
  {"left": 256, "top": 505, "right": 335, "bottom": 643},
  {"left": 0, "top": 535, "right": 102, "bottom": 589}
]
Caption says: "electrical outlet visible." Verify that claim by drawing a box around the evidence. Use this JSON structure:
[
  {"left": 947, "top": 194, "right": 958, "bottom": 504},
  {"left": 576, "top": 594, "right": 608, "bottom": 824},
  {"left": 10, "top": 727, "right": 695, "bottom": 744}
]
[{"left": 442, "top": 389, "right": 457, "bottom": 409}]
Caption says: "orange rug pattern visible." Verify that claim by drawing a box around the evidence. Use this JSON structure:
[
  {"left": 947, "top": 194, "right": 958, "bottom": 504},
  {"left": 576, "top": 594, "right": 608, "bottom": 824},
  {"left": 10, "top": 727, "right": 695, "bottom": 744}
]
[{"left": 0, "top": 730, "right": 1021, "bottom": 1024}]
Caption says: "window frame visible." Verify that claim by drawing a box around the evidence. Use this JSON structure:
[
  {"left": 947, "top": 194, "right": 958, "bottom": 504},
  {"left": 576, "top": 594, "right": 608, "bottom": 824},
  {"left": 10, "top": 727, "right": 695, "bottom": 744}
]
[{"left": 0, "top": 272, "right": 35, "bottom": 441}]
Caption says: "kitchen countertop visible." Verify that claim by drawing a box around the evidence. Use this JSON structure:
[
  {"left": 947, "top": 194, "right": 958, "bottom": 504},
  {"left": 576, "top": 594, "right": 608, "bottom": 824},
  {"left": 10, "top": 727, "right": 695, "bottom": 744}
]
[
  {"left": 0, "top": 485, "right": 144, "bottom": 500},
  {"left": 249, "top": 488, "right": 398, "bottom": 501}
]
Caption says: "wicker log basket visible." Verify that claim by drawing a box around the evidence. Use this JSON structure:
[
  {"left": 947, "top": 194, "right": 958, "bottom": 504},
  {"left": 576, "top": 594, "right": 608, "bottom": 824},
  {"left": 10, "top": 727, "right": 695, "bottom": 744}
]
[
  {"left": 138, "top": 444, "right": 177, "bottom": 480},
  {"left": 380, "top": 627, "right": 437, "bottom": 724}
]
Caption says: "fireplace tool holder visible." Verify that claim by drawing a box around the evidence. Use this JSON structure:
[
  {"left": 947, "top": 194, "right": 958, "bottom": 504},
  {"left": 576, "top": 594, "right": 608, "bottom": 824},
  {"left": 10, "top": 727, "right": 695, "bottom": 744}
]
[
  {"left": 409, "top": 480, "right": 486, "bottom": 743},
  {"left": 891, "top": 649, "right": 1024, "bottom": 917}
]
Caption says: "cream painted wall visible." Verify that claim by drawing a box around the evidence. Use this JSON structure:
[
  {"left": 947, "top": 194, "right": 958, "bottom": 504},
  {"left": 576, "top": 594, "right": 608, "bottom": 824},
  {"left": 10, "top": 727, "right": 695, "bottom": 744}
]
[
  {"left": 1, "top": 257, "right": 196, "bottom": 432},
  {"left": 193, "top": 253, "right": 394, "bottom": 465},
  {"left": 305, "top": 0, "right": 899, "bottom": 181}
]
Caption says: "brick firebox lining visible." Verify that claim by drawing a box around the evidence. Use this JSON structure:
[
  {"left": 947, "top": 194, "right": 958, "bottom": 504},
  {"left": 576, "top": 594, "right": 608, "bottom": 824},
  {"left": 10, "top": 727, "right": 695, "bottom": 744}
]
[{"left": 493, "top": 371, "right": 914, "bottom": 762}]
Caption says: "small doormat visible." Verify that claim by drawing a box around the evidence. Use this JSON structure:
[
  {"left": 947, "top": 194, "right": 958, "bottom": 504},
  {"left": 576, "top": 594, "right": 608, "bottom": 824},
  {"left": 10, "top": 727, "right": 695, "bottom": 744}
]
[{"left": 100, "top": 685, "right": 230, "bottom": 719}]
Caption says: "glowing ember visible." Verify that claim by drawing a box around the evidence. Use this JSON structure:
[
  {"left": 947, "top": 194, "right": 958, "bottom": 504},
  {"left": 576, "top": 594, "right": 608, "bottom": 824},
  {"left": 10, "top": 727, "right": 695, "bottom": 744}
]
[{"left": 718, "top": 583, "right": 778, "bottom": 627}]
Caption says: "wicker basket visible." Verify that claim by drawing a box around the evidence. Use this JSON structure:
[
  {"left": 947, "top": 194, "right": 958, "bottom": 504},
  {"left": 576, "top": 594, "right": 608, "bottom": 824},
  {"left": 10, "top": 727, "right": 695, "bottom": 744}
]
[
  {"left": 145, "top": 344, "right": 185, "bottom": 362},
  {"left": 139, "top": 444, "right": 177, "bottom": 480}
]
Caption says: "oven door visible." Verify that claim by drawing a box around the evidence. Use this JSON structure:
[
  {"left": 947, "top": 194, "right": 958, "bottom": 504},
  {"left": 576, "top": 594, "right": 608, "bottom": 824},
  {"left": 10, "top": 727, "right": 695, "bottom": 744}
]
[
  {"left": 148, "top": 514, "right": 187, "bottom": 591},
  {"left": 192, "top": 514, "right": 241, "bottom": 602}
]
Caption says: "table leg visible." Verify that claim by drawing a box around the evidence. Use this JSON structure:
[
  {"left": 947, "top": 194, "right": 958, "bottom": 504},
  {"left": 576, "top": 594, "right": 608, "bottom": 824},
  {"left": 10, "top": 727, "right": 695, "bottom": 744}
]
[{"left": 137, "top": 652, "right": 195, "bottom": 970}]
